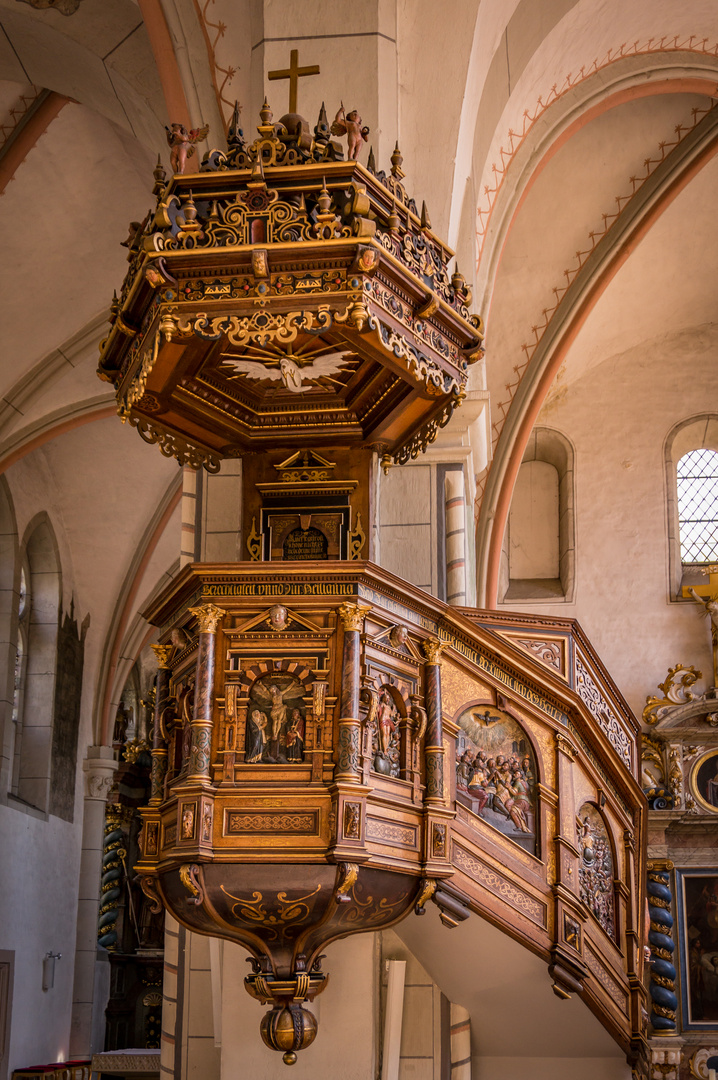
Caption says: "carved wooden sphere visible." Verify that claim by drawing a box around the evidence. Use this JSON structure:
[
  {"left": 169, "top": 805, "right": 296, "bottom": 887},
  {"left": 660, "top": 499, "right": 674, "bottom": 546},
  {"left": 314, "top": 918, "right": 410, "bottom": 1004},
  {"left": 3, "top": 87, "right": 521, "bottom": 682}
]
[{"left": 260, "top": 1003, "right": 318, "bottom": 1063}]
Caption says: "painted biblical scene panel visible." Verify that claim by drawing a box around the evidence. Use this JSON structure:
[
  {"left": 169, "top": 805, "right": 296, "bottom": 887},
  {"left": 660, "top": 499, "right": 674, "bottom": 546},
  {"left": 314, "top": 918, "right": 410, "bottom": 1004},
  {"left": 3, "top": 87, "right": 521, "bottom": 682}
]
[
  {"left": 678, "top": 871, "right": 718, "bottom": 1028},
  {"left": 455, "top": 705, "right": 537, "bottom": 855},
  {"left": 245, "top": 674, "right": 306, "bottom": 764},
  {"left": 691, "top": 749, "right": 718, "bottom": 813},
  {"left": 576, "top": 803, "right": 615, "bottom": 939}
]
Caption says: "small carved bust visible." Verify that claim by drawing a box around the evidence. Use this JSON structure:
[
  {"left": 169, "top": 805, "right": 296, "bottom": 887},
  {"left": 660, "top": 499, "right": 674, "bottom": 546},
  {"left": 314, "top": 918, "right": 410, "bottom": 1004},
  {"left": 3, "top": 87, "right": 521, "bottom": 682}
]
[
  {"left": 267, "top": 604, "right": 289, "bottom": 631},
  {"left": 389, "top": 625, "right": 409, "bottom": 649}
]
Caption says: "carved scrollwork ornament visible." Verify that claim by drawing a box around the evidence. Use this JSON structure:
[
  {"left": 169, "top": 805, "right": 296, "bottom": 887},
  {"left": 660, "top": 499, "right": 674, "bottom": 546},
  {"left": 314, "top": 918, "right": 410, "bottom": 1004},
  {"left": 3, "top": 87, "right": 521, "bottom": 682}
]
[
  {"left": 334, "top": 863, "right": 359, "bottom": 903},
  {"left": 179, "top": 863, "right": 205, "bottom": 906},
  {"left": 347, "top": 512, "right": 366, "bottom": 559},
  {"left": 246, "top": 516, "right": 262, "bottom": 561},
  {"left": 139, "top": 875, "right": 163, "bottom": 915},
  {"left": 188, "top": 603, "right": 226, "bottom": 634},
  {"left": 414, "top": 878, "right": 437, "bottom": 915}
]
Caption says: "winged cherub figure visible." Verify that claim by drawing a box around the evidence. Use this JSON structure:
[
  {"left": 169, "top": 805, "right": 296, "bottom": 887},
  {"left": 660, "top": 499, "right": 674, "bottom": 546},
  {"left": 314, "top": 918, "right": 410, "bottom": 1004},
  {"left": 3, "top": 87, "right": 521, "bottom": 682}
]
[
  {"left": 331, "top": 105, "right": 370, "bottom": 160},
  {"left": 165, "top": 123, "right": 210, "bottom": 174},
  {"left": 221, "top": 349, "right": 355, "bottom": 393}
]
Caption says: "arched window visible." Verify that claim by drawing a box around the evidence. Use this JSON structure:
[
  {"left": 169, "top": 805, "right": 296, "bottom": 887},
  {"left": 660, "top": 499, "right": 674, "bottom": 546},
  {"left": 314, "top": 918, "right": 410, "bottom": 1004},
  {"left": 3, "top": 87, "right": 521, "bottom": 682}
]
[
  {"left": 676, "top": 449, "right": 718, "bottom": 564},
  {"left": 0, "top": 477, "right": 19, "bottom": 797},
  {"left": 500, "top": 427, "right": 576, "bottom": 603},
  {"left": 665, "top": 416, "right": 718, "bottom": 598},
  {"left": 10, "top": 564, "right": 29, "bottom": 795},
  {"left": 13, "top": 518, "right": 61, "bottom": 812}
]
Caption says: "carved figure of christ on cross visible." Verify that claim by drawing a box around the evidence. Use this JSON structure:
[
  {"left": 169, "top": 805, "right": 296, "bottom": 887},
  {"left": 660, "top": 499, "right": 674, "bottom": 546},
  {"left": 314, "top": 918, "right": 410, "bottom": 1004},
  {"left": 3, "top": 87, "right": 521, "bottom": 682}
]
[{"left": 268, "top": 49, "right": 320, "bottom": 113}]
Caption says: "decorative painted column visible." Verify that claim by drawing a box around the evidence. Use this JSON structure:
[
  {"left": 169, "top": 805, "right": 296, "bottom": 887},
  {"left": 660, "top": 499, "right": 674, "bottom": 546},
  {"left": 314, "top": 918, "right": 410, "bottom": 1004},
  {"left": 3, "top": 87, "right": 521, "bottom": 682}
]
[
  {"left": 69, "top": 746, "right": 118, "bottom": 1057},
  {"left": 647, "top": 861, "right": 678, "bottom": 1034},
  {"left": 149, "top": 644, "right": 173, "bottom": 804},
  {"left": 422, "top": 639, "right": 444, "bottom": 806},
  {"left": 187, "top": 604, "right": 226, "bottom": 782},
  {"left": 335, "top": 602, "right": 371, "bottom": 783}
]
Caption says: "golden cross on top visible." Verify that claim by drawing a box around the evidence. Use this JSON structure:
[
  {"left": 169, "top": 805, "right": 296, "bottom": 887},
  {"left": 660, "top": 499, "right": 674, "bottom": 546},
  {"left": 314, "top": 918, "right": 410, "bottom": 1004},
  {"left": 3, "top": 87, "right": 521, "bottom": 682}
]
[{"left": 268, "top": 49, "right": 320, "bottom": 114}]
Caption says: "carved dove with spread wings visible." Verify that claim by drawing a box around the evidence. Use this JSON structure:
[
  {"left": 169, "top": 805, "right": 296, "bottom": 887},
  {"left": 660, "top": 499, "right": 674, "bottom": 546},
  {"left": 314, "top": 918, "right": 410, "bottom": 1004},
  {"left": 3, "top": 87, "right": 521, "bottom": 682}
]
[{"left": 221, "top": 350, "right": 355, "bottom": 393}]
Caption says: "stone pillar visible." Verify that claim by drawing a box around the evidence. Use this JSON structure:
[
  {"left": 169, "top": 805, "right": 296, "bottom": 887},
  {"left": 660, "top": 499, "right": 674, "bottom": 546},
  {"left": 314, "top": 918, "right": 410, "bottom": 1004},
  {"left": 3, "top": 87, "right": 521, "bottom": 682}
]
[
  {"left": 335, "top": 603, "right": 371, "bottom": 783},
  {"left": 422, "top": 639, "right": 444, "bottom": 806},
  {"left": 444, "top": 469, "right": 467, "bottom": 606},
  {"left": 180, "top": 466, "right": 201, "bottom": 568},
  {"left": 150, "top": 645, "right": 173, "bottom": 804},
  {"left": 69, "top": 745, "right": 118, "bottom": 1057},
  {"left": 187, "top": 604, "right": 226, "bottom": 783}
]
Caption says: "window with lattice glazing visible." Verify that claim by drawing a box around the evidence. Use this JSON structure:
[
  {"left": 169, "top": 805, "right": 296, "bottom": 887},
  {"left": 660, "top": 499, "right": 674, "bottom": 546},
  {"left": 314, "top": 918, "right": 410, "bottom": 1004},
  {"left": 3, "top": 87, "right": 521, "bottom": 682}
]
[{"left": 677, "top": 448, "right": 718, "bottom": 564}]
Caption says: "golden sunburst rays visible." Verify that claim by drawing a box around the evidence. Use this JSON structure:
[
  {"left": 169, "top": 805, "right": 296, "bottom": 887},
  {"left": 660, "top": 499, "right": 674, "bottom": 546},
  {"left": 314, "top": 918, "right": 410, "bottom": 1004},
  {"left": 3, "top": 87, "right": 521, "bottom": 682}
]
[{"left": 221, "top": 337, "right": 359, "bottom": 388}]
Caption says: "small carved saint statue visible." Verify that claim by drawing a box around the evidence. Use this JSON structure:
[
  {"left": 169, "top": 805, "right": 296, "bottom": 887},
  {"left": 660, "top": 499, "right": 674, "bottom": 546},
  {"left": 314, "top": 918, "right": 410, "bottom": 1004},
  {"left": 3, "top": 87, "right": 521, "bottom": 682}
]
[
  {"left": 373, "top": 689, "right": 400, "bottom": 777},
  {"left": 331, "top": 104, "right": 369, "bottom": 160}
]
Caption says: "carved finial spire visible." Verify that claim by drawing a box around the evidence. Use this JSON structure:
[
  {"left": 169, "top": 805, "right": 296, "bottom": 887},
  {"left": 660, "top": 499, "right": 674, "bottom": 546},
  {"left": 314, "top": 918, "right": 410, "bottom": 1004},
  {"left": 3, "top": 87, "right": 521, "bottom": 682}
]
[
  {"left": 152, "top": 153, "right": 166, "bottom": 197},
  {"left": 390, "top": 142, "right": 404, "bottom": 180},
  {"left": 388, "top": 197, "right": 401, "bottom": 234},
  {"left": 228, "top": 100, "right": 244, "bottom": 147},
  {"left": 317, "top": 177, "right": 332, "bottom": 216},
  {"left": 314, "top": 101, "right": 329, "bottom": 143},
  {"left": 420, "top": 201, "right": 431, "bottom": 231},
  {"left": 259, "top": 97, "right": 273, "bottom": 127},
  {"left": 367, "top": 145, "right": 376, "bottom": 173},
  {"left": 249, "top": 156, "right": 267, "bottom": 189}
]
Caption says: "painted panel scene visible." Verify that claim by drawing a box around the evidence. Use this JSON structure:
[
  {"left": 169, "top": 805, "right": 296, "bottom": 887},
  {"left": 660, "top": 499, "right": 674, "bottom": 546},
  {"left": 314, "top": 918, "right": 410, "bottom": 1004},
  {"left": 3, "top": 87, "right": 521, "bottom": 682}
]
[
  {"left": 683, "top": 874, "right": 718, "bottom": 1024},
  {"left": 455, "top": 705, "right": 537, "bottom": 854},
  {"left": 693, "top": 750, "right": 718, "bottom": 811},
  {"left": 245, "top": 674, "right": 306, "bottom": 763}
]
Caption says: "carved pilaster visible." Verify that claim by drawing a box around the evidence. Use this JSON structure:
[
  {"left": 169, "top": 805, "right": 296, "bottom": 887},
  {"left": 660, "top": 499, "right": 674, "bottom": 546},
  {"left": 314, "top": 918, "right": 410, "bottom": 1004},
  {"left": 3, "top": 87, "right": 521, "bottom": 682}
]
[
  {"left": 149, "top": 643, "right": 173, "bottom": 803},
  {"left": 335, "top": 603, "right": 371, "bottom": 783},
  {"left": 423, "top": 639, "right": 444, "bottom": 806},
  {"left": 188, "top": 604, "right": 226, "bottom": 782}
]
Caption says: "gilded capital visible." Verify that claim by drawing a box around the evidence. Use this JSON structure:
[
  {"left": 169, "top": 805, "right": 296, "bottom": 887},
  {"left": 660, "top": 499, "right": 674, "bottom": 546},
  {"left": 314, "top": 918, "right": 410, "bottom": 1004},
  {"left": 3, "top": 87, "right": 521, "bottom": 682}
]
[
  {"left": 189, "top": 603, "right": 227, "bottom": 634},
  {"left": 422, "top": 638, "right": 444, "bottom": 665},
  {"left": 555, "top": 732, "right": 576, "bottom": 760},
  {"left": 338, "top": 601, "right": 371, "bottom": 633},
  {"left": 150, "top": 643, "right": 174, "bottom": 668}
]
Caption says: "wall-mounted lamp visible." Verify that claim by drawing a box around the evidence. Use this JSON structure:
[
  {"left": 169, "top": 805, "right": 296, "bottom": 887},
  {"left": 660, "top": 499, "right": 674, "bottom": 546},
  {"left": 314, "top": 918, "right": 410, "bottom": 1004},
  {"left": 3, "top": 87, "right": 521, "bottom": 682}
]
[{"left": 42, "top": 952, "right": 62, "bottom": 991}]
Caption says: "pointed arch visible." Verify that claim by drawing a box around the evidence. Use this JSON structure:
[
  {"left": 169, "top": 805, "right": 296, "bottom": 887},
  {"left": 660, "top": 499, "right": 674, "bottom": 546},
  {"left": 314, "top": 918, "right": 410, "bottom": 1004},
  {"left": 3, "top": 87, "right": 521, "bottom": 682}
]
[{"left": 13, "top": 513, "right": 61, "bottom": 812}]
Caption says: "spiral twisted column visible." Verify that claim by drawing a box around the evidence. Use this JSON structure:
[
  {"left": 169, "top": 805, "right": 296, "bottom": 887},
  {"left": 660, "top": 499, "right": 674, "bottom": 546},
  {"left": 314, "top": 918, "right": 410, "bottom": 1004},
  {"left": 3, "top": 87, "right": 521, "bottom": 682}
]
[
  {"left": 187, "top": 604, "right": 226, "bottom": 782},
  {"left": 335, "top": 602, "right": 371, "bottom": 783},
  {"left": 149, "top": 644, "right": 173, "bottom": 803},
  {"left": 647, "top": 862, "right": 677, "bottom": 1033},
  {"left": 98, "top": 804, "right": 127, "bottom": 950}
]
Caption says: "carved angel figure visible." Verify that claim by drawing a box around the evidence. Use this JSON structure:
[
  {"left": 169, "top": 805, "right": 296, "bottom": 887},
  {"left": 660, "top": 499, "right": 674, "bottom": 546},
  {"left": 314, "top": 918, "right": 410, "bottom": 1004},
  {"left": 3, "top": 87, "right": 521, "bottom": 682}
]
[
  {"left": 331, "top": 105, "right": 370, "bottom": 160},
  {"left": 165, "top": 123, "right": 210, "bottom": 174},
  {"left": 221, "top": 350, "right": 355, "bottom": 393}
]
